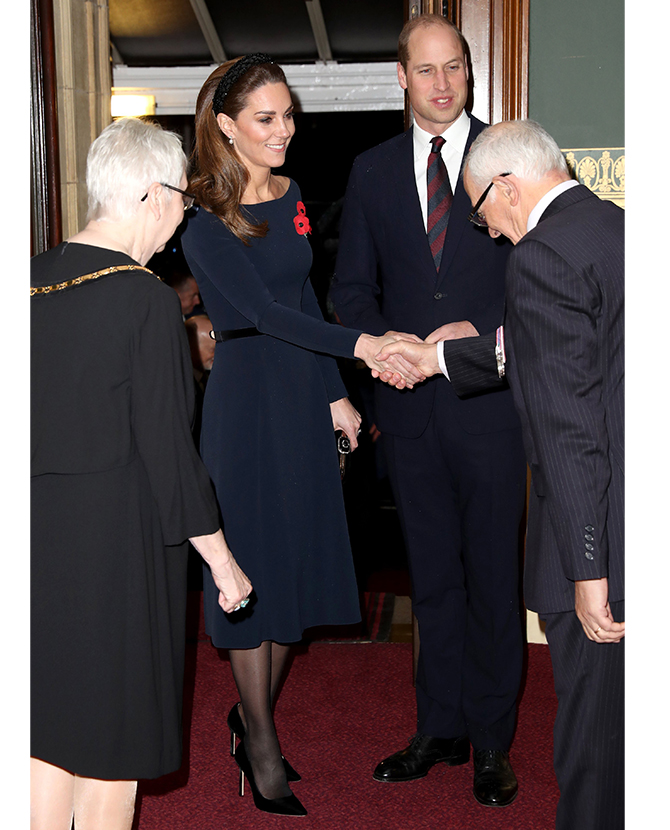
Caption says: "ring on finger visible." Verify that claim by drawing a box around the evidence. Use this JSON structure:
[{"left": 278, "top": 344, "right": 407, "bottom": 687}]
[
  {"left": 594, "top": 626, "right": 601, "bottom": 635},
  {"left": 240, "top": 598, "right": 249, "bottom": 608}
]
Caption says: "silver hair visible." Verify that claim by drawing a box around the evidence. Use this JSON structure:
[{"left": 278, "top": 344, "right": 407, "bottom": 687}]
[
  {"left": 86, "top": 117, "right": 187, "bottom": 222},
  {"left": 465, "top": 120, "right": 570, "bottom": 188}
]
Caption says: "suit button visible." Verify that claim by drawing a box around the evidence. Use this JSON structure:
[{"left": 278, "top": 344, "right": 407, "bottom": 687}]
[
  {"left": 434, "top": 292, "right": 444, "bottom": 300},
  {"left": 585, "top": 525, "right": 594, "bottom": 532},
  {"left": 585, "top": 534, "right": 594, "bottom": 541},
  {"left": 585, "top": 551, "right": 594, "bottom": 560},
  {"left": 585, "top": 543, "right": 594, "bottom": 551}
]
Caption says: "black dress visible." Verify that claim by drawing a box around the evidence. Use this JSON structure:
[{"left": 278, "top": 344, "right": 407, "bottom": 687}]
[
  {"left": 181, "top": 181, "right": 362, "bottom": 648},
  {"left": 31, "top": 243, "right": 220, "bottom": 780}
]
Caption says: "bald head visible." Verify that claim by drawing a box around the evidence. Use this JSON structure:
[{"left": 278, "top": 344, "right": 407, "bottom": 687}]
[
  {"left": 465, "top": 120, "right": 570, "bottom": 190},
  {"left": 185, "top": 315, "right": 215, "bottom": 372},
  {"left": 463, "top": 120, "right": 573, "bottom": 244}
]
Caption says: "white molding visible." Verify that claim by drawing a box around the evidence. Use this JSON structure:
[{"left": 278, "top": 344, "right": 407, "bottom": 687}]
[{"left": 112, "top": 62, "right": 404, "bottom": 115}]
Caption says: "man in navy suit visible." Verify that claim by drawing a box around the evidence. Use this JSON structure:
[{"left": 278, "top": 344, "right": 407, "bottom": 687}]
[
  {"left": 379, "top": 119, "right": 625, "bottom": 829},
  {"left": 330, "top": 14, "right": 527, "bottom": 807}
]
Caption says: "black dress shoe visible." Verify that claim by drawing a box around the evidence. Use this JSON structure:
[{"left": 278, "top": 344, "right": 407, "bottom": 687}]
[
  {"left": 473, "top": 749, "right": 518, "bottom": 807},
  {"left": 373, "top": 733, "right": 470, "bottom": 782}
]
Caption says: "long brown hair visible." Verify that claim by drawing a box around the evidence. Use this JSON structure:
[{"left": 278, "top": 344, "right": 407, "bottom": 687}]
[{"left": 189, "top": 58, "right": 289, "bottom": 243}]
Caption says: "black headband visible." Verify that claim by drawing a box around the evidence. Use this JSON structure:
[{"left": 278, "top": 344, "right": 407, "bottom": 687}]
[{"left": 212, "top": 53, "right": 275, "bottom": 115}]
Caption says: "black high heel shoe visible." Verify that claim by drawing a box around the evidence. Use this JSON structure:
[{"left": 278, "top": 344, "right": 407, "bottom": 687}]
[
  {"left": 234, "top": 741, "right": 307, "bottom": 817},
  {"left": 227, "top": 703, "right": 301, "bottom": 782}
]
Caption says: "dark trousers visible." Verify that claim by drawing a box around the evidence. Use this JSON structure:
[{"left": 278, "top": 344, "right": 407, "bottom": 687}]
[
  {"left": 543, "top": 599, "right": 625, "bottom": 830},
  {"left": 384, "top": 389, "right": 527, "bottom": 750}
]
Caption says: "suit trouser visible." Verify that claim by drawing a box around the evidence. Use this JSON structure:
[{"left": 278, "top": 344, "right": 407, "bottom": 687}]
[
  {"left": 384, "top": 394, "right": 527, "bottom": 751},
  {"left": 543, "top": 600, "right": 625, "bottom": 830}
]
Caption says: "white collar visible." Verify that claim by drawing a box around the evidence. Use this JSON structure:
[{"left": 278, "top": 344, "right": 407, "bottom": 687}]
[
  {"left": 412, "top": 110, "right": 470, "bottom": 160},
  {"left": 527, "top": 180, "right": 580, "bottom": 232}
]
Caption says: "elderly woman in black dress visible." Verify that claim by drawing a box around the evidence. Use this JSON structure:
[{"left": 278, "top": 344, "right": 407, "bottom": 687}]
[
  {"left": 30, "top": 117, "right": 251, "bottom": 830},
  {"left": 182, "top": 55, "right": 422, "bottom": 817}
]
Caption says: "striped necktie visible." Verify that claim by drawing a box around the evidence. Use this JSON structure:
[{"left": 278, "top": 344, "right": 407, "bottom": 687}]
[{"left": 427, "top": 135, "right": 453, "bottom": 270}]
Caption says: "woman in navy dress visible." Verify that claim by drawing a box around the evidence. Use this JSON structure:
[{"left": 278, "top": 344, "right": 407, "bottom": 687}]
[{"left": 182, "top": 55, "right": 421, "bottom": 816}]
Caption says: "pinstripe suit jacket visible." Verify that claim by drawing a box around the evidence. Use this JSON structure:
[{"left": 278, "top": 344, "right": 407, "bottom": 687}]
[
  {"left": 441, "top": 331, "right": 503, "bottom": 396},
  {"left": 505, "top": 185, "right": 624, "bottom": 614}
]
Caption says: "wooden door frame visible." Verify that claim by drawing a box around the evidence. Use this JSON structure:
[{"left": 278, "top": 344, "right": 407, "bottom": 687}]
[{"left": 31, "top": 0, "right": 62, "bottom": 255}]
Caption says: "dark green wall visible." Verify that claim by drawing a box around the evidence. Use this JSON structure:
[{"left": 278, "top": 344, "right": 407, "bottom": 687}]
[{"left": 529, "top": 0, "right": 624, "bottom": 148}]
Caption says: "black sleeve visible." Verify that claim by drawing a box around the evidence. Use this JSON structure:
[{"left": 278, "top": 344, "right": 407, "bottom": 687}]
[
  {"left": 300, "top": 275, "right": 349, "bottom": 402},
  {"left": 442, "top": 332, "right": 507, "bottom": 397},
  {"left": 183, "top": 211, "right": 363, "bottom": 359},
  {"left": 129, "top": 283, "right": 220, "bottom": 545},
  {"left": 330, "top": 157, "right": 390, "bottom": 336}
]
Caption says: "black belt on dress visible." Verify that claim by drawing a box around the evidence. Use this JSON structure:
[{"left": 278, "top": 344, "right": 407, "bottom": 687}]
[{"left": 209, "top": 327, "right": 262, "bottom": 342}]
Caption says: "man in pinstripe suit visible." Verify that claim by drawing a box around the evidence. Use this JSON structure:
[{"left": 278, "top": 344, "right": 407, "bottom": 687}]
[{"left": 377, "top": 119, "right": 625, "bottom": 830}]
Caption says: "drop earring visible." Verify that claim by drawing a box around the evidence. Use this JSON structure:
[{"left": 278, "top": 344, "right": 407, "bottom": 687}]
[{"left": 228, "top": 136, "right": 234, "bottom": 145}]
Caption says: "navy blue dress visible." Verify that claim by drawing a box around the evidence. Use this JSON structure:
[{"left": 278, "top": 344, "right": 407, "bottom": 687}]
[{"left": 182, "top": 180, "right": 362, "bottom": 647}]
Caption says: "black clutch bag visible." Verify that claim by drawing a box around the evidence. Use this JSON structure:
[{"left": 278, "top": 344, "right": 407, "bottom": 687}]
[{"left": 335, "top": 430, "right": 352, "bottom": 479}]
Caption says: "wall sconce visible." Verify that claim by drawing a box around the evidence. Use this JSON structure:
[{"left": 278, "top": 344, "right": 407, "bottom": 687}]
[{"left": 111, "top": 94, "right": 156, "bottom": 118}]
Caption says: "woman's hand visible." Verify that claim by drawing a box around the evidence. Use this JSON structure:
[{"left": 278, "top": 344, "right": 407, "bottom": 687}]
[
  {"left": 189, "top": 529, "right": 252, "bottom": 613},
  {"left": 330, "top": 397, "right": 362, "bottom": 450},
  {"left": 354, "top": 332, "right": 426, "bottom": 388}
]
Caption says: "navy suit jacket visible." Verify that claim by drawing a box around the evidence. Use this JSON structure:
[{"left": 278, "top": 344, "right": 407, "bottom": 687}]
[
  {"left": 331, "top": 115, "right": 520, "bottom": 439},
  {"left": 505, "top": 185, "right": 625, "bottom": 614}
]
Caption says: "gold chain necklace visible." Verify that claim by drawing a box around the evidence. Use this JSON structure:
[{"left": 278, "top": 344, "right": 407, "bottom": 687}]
[{"left": 30, "top": 264, "right": 159, "bottom": 296}]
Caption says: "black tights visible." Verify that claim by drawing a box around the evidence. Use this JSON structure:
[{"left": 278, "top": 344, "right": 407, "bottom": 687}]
[{"left": 228, "top": 641, "right": 292, "bottom": 800}]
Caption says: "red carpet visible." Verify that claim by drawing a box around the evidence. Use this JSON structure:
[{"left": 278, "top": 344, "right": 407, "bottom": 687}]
[{"left": 133, "top": 641, "right": 559, "bottom": 829}]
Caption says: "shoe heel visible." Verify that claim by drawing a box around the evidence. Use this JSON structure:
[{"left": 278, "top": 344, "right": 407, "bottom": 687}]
[
  {"left": 227, "top": 702, "right": 300, "bottom": 781},
  {"left": 234, "top": 742, "right": 307, "bottom": 816}
]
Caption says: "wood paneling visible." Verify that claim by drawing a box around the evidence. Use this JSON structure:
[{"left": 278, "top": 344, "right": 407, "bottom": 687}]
[
  {"left": 31, "top": 0, "right": 63, "bottom": 255},
  {"left": 490, "top": 0, "right": 529, "bottom": 123},
  {"left": 459, "top": 0, "right": 528, "bottom": 124}
]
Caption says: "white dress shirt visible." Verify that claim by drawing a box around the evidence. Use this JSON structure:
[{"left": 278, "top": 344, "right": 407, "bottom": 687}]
[
  {"left": 412, "top": 111, "right": 470, "bottom": 379},
  {"left": 413, "top": 110, "right": 470, "bottom": 231},
  {"left": 526, "top": 179, "right": 580, "bottom": 232}
]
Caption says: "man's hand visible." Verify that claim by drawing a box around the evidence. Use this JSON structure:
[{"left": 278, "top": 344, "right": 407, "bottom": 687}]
[
  {"left": 354, "top": 332, "right": 426, "bottom": 388},
  {"left": 374, "top": 340, "right": 441, "bottom": 385},
  {"left": 425, "top": 320, "right": 479, "bottom": 343},
  {"left": 574, "top": 577, "right": 625, "bottom": 643}
]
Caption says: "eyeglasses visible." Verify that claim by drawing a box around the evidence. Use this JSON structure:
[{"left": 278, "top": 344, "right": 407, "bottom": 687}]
[
  {"left": 140, "top": 183, "right": 196, "bottom": 211},
  {"left": 467, "top": 172, "right": 511, "bottom": 227}
]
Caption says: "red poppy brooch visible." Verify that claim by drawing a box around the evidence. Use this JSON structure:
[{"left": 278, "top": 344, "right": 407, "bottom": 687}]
[{"left": 293, "top": 201, "right": 312, "bottom": 236}]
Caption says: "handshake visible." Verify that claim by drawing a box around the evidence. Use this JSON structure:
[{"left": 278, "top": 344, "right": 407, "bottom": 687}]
[{"left": 353, "top": 321, "right": 478, "bottom": 390}]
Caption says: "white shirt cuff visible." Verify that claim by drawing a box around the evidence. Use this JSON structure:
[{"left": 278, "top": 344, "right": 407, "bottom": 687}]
[{"left": 436, "top": 341, "right": 450, "bottom": 380}]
